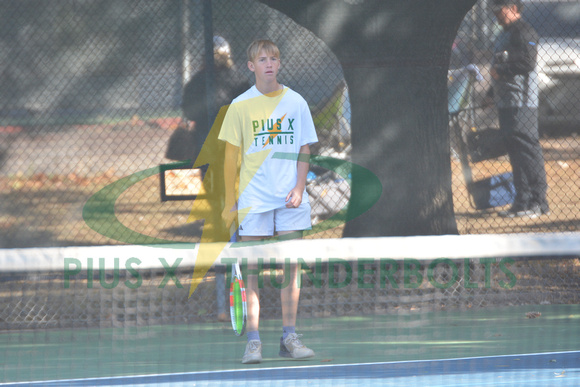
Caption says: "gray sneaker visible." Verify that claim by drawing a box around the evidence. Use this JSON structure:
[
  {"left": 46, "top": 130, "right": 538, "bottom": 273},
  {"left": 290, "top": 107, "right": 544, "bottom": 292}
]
[
  {"left": 242, "top": 340, "right": 262, "bottom": 364},
  {"left": 279, "top": 333, "right": 315, "bottom": 359},
  {"left": 498, "top": 204, "right": 542, "bottom": 218}
]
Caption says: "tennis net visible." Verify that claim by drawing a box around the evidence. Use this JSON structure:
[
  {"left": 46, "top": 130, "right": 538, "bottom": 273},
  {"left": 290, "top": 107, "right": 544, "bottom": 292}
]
[
  {"left": 1, "top": 233, "right": 579, "bottom": 383},
  {"left": 1, "top": 233, "right": 578, "bottom": 330}
]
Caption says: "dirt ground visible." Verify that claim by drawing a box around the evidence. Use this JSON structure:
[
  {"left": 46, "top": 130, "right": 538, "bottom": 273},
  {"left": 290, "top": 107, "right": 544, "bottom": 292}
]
[
  {"left": 0, "top": 122, "right": 578, "bottom": 248},
  {"left": 452, "top": 136, "right": 580, "bottom": 234}
]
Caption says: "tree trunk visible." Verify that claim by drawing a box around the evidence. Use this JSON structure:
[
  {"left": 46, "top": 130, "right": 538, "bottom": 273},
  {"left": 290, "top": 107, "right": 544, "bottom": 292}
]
[{"left": 260, "top": 0, "right": 477, "bottom": 236}]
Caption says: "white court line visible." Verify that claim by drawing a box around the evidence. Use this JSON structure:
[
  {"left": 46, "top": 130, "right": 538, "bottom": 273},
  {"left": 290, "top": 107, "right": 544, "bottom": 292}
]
[{"left": 3, "top": 350, "right": 579, "bottom": 386}]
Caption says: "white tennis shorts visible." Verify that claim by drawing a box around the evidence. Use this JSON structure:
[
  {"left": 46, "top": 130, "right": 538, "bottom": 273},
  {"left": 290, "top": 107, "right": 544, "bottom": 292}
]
[{"left": 238, "top": 202, "right": 312, "bottom": 237}]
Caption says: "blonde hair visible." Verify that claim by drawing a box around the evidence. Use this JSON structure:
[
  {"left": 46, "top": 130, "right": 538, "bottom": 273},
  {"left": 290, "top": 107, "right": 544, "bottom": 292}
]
[{"left": 246, "top": 39, "right": 280, "bottom": 62}]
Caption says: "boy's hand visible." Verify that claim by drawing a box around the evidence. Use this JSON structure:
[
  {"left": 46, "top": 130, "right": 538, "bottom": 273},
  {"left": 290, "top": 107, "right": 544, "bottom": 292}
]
[{"left": 285, "top": 187, "right": 303, "bottom": 208}]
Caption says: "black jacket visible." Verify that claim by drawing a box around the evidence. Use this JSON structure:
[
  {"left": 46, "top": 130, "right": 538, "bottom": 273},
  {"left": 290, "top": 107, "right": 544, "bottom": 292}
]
[{"left": 490, "top": 18, "right": 539, "bottom": 109}]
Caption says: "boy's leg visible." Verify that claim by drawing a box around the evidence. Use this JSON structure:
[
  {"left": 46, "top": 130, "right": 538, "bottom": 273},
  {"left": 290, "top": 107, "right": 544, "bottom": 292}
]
[
  {"left": 241, "top": 235, "right": 263, "bottom": 334},
  {"left": 277, "top": 232, "right": 301, "bottom": 329},
  {"left": 276, "top": 204, "right": 311, "bottom": 328},
  {"left": 238, "top": 211, "right": 274, "bottom": 342},
  {"left": 240, "top": 235, "right": 264, "bottom": 364},
  {"left": 277, "top": 227, "right": 314, "bottom": 359}
]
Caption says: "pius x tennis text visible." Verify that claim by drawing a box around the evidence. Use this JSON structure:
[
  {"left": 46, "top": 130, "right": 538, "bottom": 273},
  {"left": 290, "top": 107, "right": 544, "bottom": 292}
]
[
  {"left": 63, "top": 258, "right": 183, "bottom": 289},
  {"left": 63, "top": 257, "right": 517, "bottom": 289}
]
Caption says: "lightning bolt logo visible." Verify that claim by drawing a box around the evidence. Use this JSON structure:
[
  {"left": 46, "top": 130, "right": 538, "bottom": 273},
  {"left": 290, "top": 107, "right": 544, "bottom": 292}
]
[
  {"left": 82, "top": 85, "right": 382, "bottom": 297},
  {"left": 187, "top": 91, "right": 285, "bottom": 297}
]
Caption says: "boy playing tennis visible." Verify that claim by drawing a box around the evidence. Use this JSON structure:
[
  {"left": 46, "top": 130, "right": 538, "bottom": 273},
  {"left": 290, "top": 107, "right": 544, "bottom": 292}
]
[{"left": 219, "top": 39, "right": 318, "bottom": 364}]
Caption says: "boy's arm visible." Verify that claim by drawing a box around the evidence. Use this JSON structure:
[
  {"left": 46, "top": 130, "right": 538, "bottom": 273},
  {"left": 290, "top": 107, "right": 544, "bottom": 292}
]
[
  {"left": 286, "top": 144, "right": 310, "bottom": 208},
  {"left": 222, "top": 141, "right": 240, "bottom": 227}
]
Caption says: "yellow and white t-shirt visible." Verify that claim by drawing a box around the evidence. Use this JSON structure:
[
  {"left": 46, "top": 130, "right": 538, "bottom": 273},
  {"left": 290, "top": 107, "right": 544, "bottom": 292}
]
[{"left": 218, "top": 85, "right": 318, "bottom": 214}]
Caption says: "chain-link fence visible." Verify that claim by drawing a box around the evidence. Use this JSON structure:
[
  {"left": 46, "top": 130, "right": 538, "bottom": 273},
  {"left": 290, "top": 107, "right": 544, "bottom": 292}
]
[
  {"left": 450, "top": 0, "right": 580, "bottom": 233},
  {"left": 2, "top": 254, "right": 578, "bottom": 329},
  {"left": 0, "top": 0, "right": 350, "bottom": 248},
  {"left": 1, "top": 0, "right": 579, "bottom": 250}
]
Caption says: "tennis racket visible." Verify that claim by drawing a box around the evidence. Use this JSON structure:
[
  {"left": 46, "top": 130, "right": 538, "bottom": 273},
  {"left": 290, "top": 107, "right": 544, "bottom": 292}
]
[{"left": 229, "top": 261, "right": 247, "bottom": 336}]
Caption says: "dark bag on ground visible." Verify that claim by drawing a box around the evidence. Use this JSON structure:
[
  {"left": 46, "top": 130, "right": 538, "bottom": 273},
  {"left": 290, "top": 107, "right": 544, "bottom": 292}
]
[
  {"left": 468, "top": 172, "right": 515, "bottom": 210},
  {"left": 466, "top": 128, "right": 508, "bottom": 163},
  {"left": 165, "top": 126, "right": 196, "bottom": 161}
]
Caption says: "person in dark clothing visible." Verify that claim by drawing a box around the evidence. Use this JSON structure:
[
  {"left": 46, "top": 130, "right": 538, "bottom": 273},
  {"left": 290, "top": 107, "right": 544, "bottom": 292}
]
[
  {"left": 180, "top": 36, "right": 250, "bottom": 321},
  {"left": 181, "top": 36, "right": 250, "bottom": 160},
  {"left": 489, "top": 0, "right": 549, "bottom": 218}
]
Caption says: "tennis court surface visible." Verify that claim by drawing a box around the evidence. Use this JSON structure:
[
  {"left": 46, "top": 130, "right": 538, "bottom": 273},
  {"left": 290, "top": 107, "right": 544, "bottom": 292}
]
[{"left": 1, "top": 234, "right": 579, "bottom": 385}]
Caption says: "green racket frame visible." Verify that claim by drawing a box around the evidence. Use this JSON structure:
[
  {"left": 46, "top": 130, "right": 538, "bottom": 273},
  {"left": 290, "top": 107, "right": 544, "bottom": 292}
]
[{"left": 229, "top": 262, "right": 247, "bottom": 336}]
